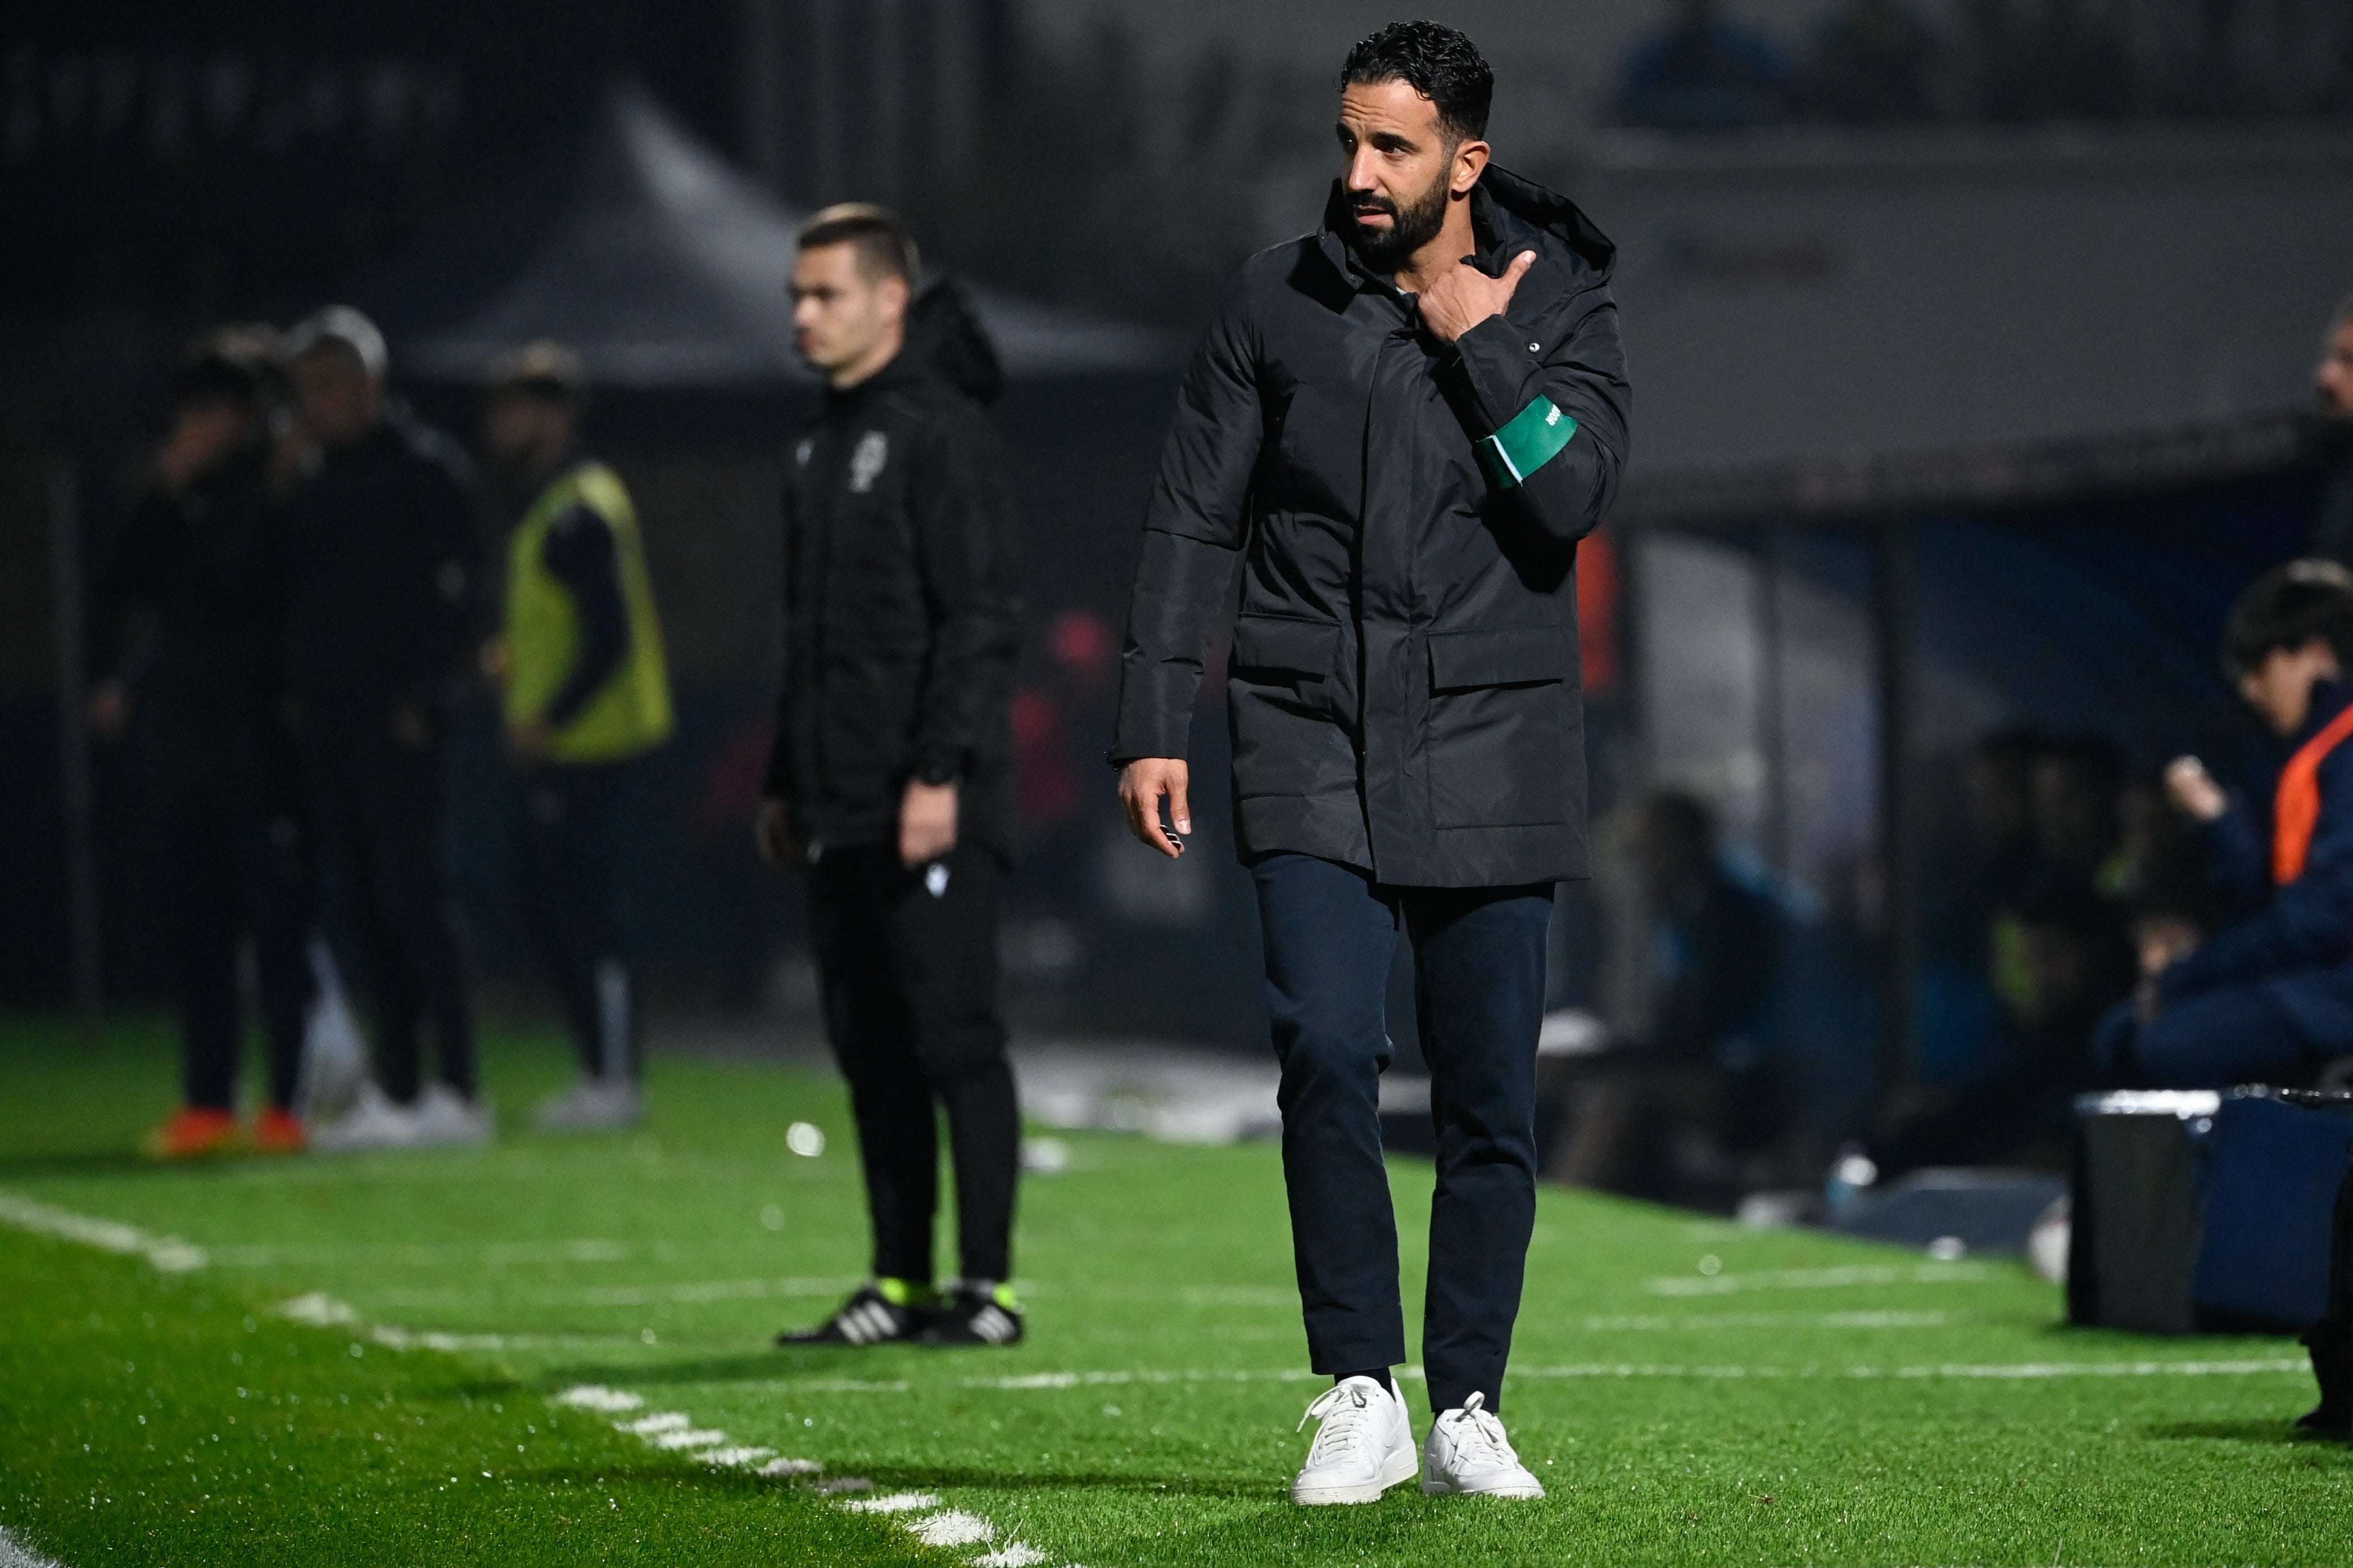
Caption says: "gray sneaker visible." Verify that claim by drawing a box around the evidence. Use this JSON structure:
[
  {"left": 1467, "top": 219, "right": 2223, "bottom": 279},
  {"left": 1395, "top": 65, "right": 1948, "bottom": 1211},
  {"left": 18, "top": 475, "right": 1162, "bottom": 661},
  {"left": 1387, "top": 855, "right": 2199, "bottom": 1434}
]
[
  {"left": 408, "top": 1083, "right": 495, "bottom": 1148},
  {"left": 535, "top": 1078, "right": 644, "bottom": 1133},
  {"left": 309, "top": 1082, "right": 420, "bottom": 1154}
]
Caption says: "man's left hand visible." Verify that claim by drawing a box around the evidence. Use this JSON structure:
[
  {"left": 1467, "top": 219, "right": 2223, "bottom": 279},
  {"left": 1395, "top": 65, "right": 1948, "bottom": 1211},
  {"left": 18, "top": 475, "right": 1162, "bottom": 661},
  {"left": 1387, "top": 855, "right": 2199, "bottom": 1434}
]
[
  {"left": 900, "top": 779, "right": 959, "bottom": 869},
  {"left": 1418, "top": 249, "right": 1536, "bottom": 344}
]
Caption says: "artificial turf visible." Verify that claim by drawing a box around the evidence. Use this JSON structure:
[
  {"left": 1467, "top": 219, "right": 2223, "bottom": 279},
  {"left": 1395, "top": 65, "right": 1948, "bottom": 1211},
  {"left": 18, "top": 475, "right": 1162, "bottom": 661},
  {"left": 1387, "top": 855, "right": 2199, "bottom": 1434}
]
[{"left": 2, "top": 1014, "right": 2350, "bottom": 1567}]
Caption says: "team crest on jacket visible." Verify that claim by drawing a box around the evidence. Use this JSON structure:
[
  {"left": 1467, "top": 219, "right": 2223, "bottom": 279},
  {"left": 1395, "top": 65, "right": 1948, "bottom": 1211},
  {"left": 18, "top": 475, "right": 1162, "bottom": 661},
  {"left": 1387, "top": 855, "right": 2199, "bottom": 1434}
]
[{"left": 849, "top": 431, "right": 889, "bottom": 494}]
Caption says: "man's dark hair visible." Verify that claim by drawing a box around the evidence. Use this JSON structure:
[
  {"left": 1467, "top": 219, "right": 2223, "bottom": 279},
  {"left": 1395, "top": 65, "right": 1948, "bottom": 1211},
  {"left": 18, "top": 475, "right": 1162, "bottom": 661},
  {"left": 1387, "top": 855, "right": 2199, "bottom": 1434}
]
[
  {"left": 798, "top": 202, "right": 921, "bottom": 287},
  {"left": 1339, "top": 21, "right": 1494, "bottom": 144},
  {"left": 2224, "top": 558, "right": 2353, "bottom": 675}
]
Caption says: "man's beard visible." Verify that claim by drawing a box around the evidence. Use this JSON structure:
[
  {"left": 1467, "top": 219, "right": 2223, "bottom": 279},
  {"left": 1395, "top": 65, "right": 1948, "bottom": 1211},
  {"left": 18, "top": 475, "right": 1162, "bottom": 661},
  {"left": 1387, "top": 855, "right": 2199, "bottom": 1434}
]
[{"left": 1347, "top": 171, "right": 1451, "bottom": 275}]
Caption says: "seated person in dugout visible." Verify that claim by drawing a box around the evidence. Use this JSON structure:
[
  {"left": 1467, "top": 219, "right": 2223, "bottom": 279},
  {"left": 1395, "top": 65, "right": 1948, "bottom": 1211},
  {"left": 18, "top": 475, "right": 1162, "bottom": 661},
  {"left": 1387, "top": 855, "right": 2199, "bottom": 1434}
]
[
  {"left": 1546, "top": 791, "right": 1781, "bottom": 1198},
  {"left": 2094, "top": 559, "right": 2353, "bottom": 1088}
]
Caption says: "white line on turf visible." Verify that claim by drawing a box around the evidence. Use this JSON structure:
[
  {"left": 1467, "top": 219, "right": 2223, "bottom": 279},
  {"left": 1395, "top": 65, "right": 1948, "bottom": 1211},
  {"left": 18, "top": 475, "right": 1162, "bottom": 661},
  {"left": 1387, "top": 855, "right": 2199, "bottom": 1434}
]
[
  {"left": 0, "top": 1525, "right": 64, "bottom": 1568},
  {"left": 0, "top": 1190, "right": 206, "bottom": 1272},
  {"left": 1645, "top": 1262, "right": 1992, "bottom": 1295}
]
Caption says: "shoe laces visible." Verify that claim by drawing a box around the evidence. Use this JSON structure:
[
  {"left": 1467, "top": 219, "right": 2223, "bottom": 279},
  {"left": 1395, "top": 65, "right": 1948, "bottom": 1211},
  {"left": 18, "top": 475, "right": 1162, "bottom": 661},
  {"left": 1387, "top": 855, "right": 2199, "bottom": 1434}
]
[
  {"left": 1299, "top": 1381, "right": 1384, "bottom": 1463},
  {"left": 1443, "top": 1391, "right": 1520, "bottom": 1468}
]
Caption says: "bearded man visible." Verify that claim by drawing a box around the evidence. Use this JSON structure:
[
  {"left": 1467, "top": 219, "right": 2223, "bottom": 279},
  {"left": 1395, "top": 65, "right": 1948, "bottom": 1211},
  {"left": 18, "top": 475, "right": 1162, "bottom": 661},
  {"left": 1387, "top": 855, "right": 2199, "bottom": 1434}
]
[{"left": 1110, "top": 21, "right": 1630, "bottom": 1504}]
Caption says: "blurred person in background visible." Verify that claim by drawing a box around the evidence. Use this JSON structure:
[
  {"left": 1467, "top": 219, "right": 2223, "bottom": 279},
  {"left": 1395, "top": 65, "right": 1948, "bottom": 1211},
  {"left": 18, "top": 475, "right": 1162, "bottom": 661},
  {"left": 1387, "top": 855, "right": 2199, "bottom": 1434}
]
[
  {"left": 280, "top": 306, "right": 489, "bottom": 1151},
  {"left": 1613, "top": 0, "right": 1794, "bottom": 131},
  {"left": 2311, "top": 294, "right": 2353, "bottom": 565},
  {"left": 1546, "top": 792, "right": 1780, "bottom": 1197},
  {"left": 2096, "top": 560, "right": 2353, "bottom": 1087},
  {"left": 1113, "top": 21, "right": 1628, "bottom": 1504},
  {"left": 98, "top": 326, "right": 314, "bottom": 1158},
  {"left": 1803, "top": 0, "right": 1942, "bottom": 124},
  {"left": 480, "top": 340, "right": 673, "bottom": 1133},
  {"left": 757, "top": 206, "right": 1025, "bottom": 1349}
]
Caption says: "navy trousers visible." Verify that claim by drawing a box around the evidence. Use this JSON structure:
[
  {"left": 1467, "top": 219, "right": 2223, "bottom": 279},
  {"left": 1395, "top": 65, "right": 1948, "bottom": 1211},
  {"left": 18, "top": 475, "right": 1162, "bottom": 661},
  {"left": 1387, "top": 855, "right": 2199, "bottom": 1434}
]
[
  {"left": 1252, "top": 852, "right": 1554, "bottom": 1416},
  {"left": 516, "top": 763, "right": 636, "bottom": 1083},
  {"left": 311, "top": 726, "right": 476, "bottom": 1104},
  {"left": 2092, "top": 983, "right": 2320, "bottom": 1088},
  {"left": 165, "top": 804, "right": 312, "bottom": 1112}
]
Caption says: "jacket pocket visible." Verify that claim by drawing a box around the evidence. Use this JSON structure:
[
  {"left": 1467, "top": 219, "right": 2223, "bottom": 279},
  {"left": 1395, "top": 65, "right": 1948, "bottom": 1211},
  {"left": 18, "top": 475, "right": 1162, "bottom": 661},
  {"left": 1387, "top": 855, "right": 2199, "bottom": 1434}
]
[
  {"left": 1427, "top": 625, "right": 1565, "bottom": 691},
  {"left": 1425, "top": 625, "right": 1572, "bottom": 829},
  {"left": 1231, "top": 614, "right": 1339, "bottom": 680}
]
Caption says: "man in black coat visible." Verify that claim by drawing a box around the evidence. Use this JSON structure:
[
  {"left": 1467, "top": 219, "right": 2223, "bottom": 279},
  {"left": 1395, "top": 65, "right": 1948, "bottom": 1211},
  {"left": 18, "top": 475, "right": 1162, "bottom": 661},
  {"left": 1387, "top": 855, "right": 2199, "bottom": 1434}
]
[
  {"left": 1111, "top": 23, "right": 1630, "bottom": 1504},
  {"left": 102, "top": 327, "right": 314, "bottom": 1159},
  {"left": 758, "top": 205, "right": 1025, "bottom": 1349},
  {"left": 281, "top": 306, "right": 488, "bottom": 1151}
]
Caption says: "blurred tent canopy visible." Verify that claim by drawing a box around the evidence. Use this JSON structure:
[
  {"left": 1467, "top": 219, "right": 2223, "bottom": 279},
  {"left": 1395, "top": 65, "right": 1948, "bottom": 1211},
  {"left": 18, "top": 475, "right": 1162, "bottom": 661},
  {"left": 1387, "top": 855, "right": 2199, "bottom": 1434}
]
[{"left": 358, "top": 80, "right": 1173, "bottom": 388}]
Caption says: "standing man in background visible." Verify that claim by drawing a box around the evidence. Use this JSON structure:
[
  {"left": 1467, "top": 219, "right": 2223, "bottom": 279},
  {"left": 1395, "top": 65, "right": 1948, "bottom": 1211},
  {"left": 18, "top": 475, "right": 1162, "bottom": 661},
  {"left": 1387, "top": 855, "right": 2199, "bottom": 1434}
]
[
  {"left": 282, "top": 306, "right": 489, "bottom": 1152},
  {"left": 102, "top": 327, "right": 314, "bottom": 1158},
  {"left": 482, "top": 339, "right": 674, "bottom": 1132},
  {"left": 759, "top": 205, "right": 1025, "bottom": 1349},
  {"left": 1112, "top": 22, "right": 1630, "bottom": 1504}
]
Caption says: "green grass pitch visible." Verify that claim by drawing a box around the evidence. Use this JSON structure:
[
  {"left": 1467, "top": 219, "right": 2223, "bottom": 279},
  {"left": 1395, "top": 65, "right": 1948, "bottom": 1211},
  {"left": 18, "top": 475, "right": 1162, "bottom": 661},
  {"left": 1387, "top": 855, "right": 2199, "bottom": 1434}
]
[{"left": 2, "top": 1014, "right": 2350, "bottom": 1566}]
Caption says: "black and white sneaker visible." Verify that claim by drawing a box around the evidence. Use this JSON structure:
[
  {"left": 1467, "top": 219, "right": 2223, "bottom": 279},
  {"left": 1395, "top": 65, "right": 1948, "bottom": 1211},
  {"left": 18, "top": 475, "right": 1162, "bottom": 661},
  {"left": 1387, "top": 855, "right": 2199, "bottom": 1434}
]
[
  {"left": 917, "top": 1282, "right": 1025, "bottom": 1346},
  {"left": 778, "top": 1284, "right": 928, "bottom": 1347}
]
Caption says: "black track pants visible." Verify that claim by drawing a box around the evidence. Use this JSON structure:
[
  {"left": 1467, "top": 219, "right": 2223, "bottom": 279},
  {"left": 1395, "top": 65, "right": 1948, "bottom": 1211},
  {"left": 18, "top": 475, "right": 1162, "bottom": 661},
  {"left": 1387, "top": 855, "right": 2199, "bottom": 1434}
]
[{"left": 809, "top": 842, "right": 1017, "bottom": 1285}]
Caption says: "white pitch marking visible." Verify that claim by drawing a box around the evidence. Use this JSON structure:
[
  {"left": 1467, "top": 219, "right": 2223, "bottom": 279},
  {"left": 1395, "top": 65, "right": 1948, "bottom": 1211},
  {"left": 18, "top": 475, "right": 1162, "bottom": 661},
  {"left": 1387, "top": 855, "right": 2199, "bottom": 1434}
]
[
  {"left": 1645, "top": 1263, "right": 1992, "bottom": 1296},
  {"left": 756, "top": 1457, "right": 823, "bottom": 1478},
  {"left": 650, "top": 1428, "right": 731, "bottom": 1451},
  {"left": 813, "top": 1476, "right": 872, "bottom": 1494},
  {"left": 274, "top": 1291, "right": 360, "bottom": 1326},
  {"left": 0, "top": 1524, "right": 67, "bottom": 1568},
  {"left": 696, "top": 1446, "right": 776, "bottom": 1468},
  {"left": 618, "top": 1413, "right": 691, "bottom": 1436},
  {"left": 842, "top": 1492, "right": 940, "bottom": 1514},
  {"left": 0, "top": 1190, "right": 208, "bottom": 1272},
  {"left": 908, "top": 1509, "right": 994, "bottom": 1547},
  {"left": 553, "top": 1385, "right": 643, "bottom": 1413},
  {"left": 974, "top": 1547, "right": 1053, "bottom": 1567}
]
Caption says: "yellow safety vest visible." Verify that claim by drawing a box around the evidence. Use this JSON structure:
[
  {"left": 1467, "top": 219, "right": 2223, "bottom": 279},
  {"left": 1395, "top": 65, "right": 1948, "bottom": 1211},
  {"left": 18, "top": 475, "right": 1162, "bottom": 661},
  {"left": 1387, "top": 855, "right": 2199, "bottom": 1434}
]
[{"left": 503, "top": 461, "right": 673, "bottom": 764}]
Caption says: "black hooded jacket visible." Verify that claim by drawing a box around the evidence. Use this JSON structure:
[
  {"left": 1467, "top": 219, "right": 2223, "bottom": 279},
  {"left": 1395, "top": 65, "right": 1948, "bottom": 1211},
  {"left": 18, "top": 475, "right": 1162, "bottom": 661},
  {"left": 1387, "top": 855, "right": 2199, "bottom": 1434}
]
[
  {"left": 1110, "top": 167, "right": 1631, "bottom": 887},
  {"left": 762, "top": 280, "right": 1023, "bottom": 859}
]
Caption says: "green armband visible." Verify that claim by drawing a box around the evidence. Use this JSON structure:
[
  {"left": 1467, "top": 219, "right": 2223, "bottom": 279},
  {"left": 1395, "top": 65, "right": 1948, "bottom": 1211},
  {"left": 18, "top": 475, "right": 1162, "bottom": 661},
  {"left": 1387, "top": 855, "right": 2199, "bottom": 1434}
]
[{"left": 1475, "top": 396, "right": 1578, "bottom": 490}]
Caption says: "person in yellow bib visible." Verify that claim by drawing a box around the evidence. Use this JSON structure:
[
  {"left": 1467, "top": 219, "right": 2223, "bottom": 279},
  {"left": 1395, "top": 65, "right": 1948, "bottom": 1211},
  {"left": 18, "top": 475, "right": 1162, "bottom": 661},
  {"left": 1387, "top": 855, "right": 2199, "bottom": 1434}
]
[{"left": 482, "top": 340, "right": 674, "bottom": 1131}]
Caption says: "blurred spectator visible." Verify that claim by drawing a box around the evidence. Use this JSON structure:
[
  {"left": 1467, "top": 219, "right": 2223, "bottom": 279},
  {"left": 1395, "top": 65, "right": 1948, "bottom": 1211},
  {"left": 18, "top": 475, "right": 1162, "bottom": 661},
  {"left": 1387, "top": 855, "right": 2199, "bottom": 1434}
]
[
  {"left": 2309, "top": 294, "right": 2353, "bottom": 566},
  {"left": 101, "top": 326, "right": 314, "bottom": 1159},
  {"left": 2031, "top": 733, "right": 2126, "bottom": 884},
  {"left": 481, "top": 339, "right": 674, "bottom": 1133},
  {"left": 280, "top": 305, "right": 490, "bottom": 1151},
  {"left": 1547, "top": 791, "right": 1781, "bottom": 1198},
  {"left": 2095, "top": 561, "right": 2353, "bottom": 1088},
  {"left": 1874, "top": 880, "right": 2132, "bottom": 1175},
  {"left": 1613, "top": 0, "right": 1795, "bottom": 131},
  {"left": 1804, "top": 0, "right": 1942, "bottom": 124}
]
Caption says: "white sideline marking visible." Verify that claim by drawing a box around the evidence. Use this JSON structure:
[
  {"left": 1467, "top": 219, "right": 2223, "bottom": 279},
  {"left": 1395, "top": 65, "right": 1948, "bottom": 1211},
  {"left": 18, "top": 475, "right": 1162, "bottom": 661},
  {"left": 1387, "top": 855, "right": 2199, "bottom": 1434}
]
[
  {"left": 757, "top": 1457, "right": 823, "bottom": 1478},
  {"left": 271, "top": 1295, "right": 628, "bottom": 1354},
  {"left": 618, "top": 1413, "right": 693, "bottom": 1436},
  {"left": 843, "top": 1492, "right": 940, "bottom": 1514},
  {"left": 552, "top": 1385, "right": 643, "bottom": 1413},
  {"left": 0, "top": 1525, "right": 66, "bottom": 1568},
  {"left": 1509, "top": 1358, "right": 2308, "bottom": 1381},
  {"left": 1646, "top": 1263, "right": 1992, "bottom": 1296},
  {"left": 650, "top": 1428, "right": 731, "bottom": 1451},
  {"left": 696, "top": 1446, "right": 776, "bottom": 1468},
  {"left": 910, "top": 1509, "right": 994, "bottom": 1546},
  {"left": 0, "top": 1190, "right": 206, "bottom": 1272},
  {"left": 975, "top": 1547, "right": 1053, "bottom": 1567}
]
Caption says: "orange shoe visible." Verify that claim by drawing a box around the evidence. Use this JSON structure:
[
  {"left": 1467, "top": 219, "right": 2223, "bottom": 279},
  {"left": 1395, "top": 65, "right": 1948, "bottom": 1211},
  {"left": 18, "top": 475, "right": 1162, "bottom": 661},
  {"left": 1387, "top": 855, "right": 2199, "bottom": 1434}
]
[
  {"left": 144, "top": 1107, "right": 241, "bottom": 1160},
  {"left": 250, "top": 1106, "right": 308, "bottom": 1155}
]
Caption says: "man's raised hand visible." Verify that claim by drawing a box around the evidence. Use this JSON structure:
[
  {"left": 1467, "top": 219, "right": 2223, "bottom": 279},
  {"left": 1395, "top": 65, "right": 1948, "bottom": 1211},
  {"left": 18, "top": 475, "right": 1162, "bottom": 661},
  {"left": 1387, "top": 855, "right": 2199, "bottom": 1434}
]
[
  {"left": 1417, "top": 249, "right": 1536, "bottom": 344},
  {"left": 1119, "top": 758, "right": 1191, "bottom": 860}
]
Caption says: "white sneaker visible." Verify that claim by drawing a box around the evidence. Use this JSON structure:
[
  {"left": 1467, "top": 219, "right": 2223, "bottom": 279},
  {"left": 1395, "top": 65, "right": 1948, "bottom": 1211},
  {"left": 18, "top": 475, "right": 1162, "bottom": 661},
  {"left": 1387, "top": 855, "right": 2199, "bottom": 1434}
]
[
  {"left": 308, "top": 1082, "right": 420, "bottom": 1154},
  {"left": 1291, "top": 1376, "right": 1419, "bottom": 1505},
  {"left": 535, "top": 1078, "right": 643, "bottom": 1133},
  {"left": 408, "top": 1083, "right": 495, "bottom": 1147},
  {"left": 1421, "top": 1391, "right": 1544, "bottom": 1499}
]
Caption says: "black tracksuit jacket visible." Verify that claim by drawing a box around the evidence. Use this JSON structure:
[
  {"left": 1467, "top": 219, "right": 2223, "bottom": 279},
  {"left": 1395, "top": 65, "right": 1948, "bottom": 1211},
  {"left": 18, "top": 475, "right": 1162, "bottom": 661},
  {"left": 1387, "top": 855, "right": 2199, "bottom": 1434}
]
[
  {"left": 104, "top": 443, "right": 293, "bottom": 809},
  {"left": 763, "top": 285, "right": 1023, "bottom": 859},
  {"left": 281, "top": 409, "right": 483, "bottom": 742},
  {"left": 1110, "top": 168, "right": 1631, "bottom": 887}
]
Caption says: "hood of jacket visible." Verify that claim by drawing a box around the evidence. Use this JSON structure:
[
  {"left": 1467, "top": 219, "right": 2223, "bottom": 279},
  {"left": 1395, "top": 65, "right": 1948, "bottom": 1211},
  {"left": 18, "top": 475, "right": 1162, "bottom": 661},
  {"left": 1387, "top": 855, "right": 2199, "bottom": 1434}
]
[{"left": 903, "top": 276, "right": 1006, "bottom": 408}]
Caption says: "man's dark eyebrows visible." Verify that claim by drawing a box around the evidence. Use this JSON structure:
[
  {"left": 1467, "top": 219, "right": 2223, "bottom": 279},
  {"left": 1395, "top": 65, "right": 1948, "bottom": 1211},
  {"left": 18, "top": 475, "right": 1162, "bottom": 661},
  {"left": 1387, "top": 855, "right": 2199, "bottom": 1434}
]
[{"left": 1334, "top": 120, "right": 1421, "bottom": 154}]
